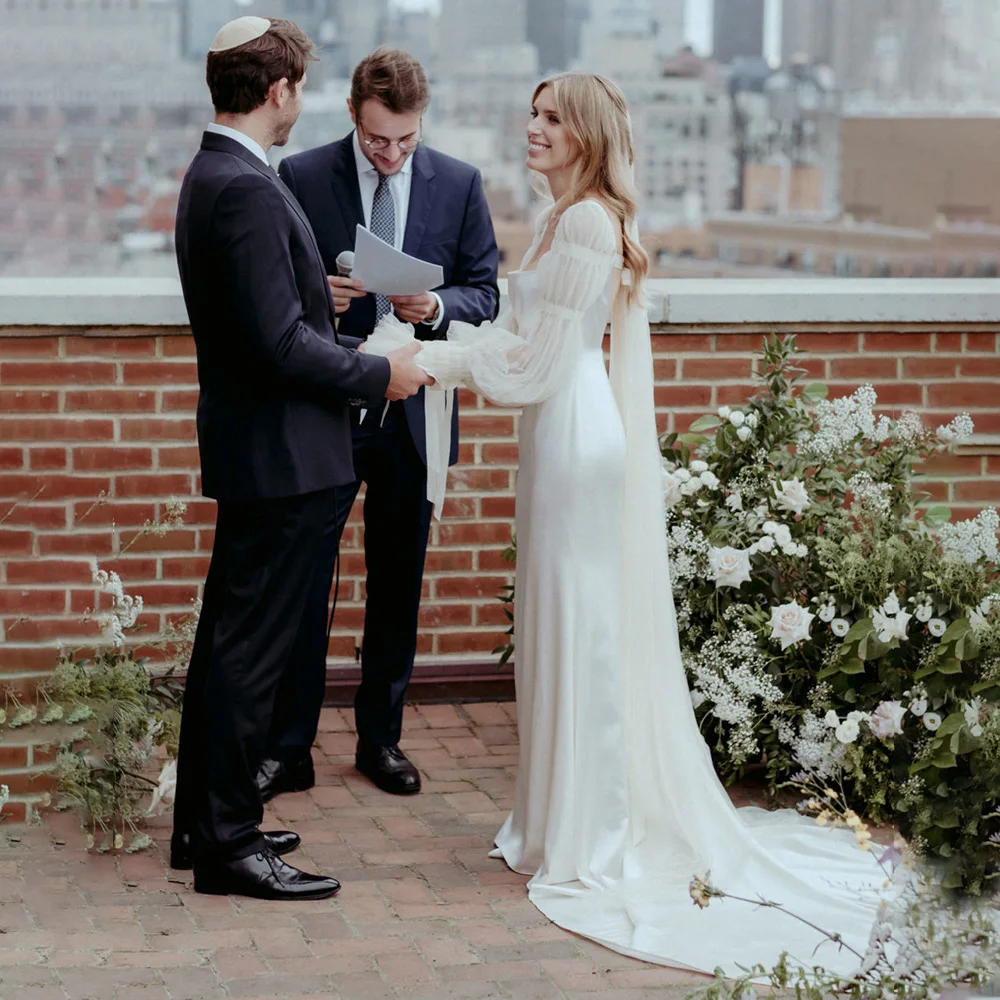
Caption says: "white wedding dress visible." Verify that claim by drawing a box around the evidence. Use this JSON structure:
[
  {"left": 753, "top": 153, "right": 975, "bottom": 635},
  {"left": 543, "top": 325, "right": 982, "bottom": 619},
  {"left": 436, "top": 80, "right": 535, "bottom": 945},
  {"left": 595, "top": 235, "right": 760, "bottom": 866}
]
[{"left": 415, "top": 200, "right": 886, "bottom": 976}]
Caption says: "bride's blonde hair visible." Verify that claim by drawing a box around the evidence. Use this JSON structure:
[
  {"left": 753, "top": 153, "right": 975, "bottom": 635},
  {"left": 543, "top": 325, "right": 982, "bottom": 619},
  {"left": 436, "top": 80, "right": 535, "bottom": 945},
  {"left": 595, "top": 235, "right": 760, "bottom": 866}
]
[{"left": 531, "top": 72, "right": 649, "bottom": 301}]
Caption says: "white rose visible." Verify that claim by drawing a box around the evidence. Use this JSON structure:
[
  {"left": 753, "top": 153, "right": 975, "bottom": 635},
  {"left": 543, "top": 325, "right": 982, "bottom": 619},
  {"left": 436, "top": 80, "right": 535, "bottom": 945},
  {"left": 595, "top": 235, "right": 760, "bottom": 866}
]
[
  {"left": 881, "top": 590, "right": 901, "bottom": 616},
  {"left": 835, "top": 719, "right": 860, "bottom": 744},
  {"left": 762, "top": 521, "right": 778, "bottom": 536},
  {"left": 680, "top": 478, "right": 703, "bottom": 496},
  {"left": 795, "top": 543, "right": 808, "bottom": 558},
  {"left": 824, "top": 710, "right": 840, "bottom": 728},
  {"left": 872, "top": 609, "right": 911, "bottom": 643},
  {"left": 831, "top": 618, "right": 851, "bottom": 638},
  {"left": 914, "top": 603, "right": 933, "bottom": 623},
  {"left": 700, "top": 471, "right": 720, "bottom": 489},
  {"left": 773, "top": 524, "right": 792, "bottom": 547},
  {"left": 729, "top": 410, "right": 746, "bottom": 427},
  {"left": 909, "top": 698, "right": 928, "bottom": 717},
  {"left": 690, "top": 460, "right": 709, "bottom": 473},
  {"left": 755, "top": 535, "right": 775, "bottom": 553},
  {"left": 773, "top": 479, "right": 811, "bottom": 516},
  {"left": 768, "top": 601, "right": 815, "bottom": 650},
  {"left": 746, "top": 411, "right": 759, "bottom": 429},
  {"left": 690, "top": 689, "right": 706, "bottom": 709},
  {"left": 725, "top": 492, "right": 743, "bottom": 512},
  {"left": 870, "top": 701, "right": 907, "bottom": 740},
  {"left": 928, "top": 618, "right": 947, "bottom": 637},
  {"left": 663, "top": 474, "right": 683, "bottom": 509},
  {"left": 674, "top": 468, "right": 692, "bottom": 483},
  {"left": 922, "top": 712, "right": 942, "bottom": 731},
  {"left": 818, "top": 603, "right": 836, "bottom": 623},
  {"left": 709, "top": 546, "right": 753, "bottom": 589},
  {"left": 718, "top": 405, "right": 732, "bottom": 419},
  {"left": 736, "top": 426, "right": 752, "bottom": 442}
]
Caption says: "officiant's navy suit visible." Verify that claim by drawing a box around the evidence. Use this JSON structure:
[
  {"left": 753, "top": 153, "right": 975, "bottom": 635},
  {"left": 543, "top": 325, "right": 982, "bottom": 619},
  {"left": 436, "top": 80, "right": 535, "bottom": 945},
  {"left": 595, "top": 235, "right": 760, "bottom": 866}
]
[{"left": 269, "top": 133, "right": 499, "bottom": 755}]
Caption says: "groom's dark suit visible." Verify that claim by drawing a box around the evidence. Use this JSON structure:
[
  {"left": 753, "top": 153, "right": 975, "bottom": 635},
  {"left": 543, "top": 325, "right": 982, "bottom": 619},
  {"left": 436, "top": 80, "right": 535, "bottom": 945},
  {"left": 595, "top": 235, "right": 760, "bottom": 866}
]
[
  {"left": 269, "top": 134, "right": 498, "bottom": 756},
  {"left": 171, "top": 130, "right": 391, "bottom": 860}
]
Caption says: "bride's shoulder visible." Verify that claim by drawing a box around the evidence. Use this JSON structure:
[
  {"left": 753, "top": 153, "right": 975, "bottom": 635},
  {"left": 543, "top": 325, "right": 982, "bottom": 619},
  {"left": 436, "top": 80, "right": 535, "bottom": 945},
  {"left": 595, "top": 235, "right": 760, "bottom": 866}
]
[{"left": 556, "top": 198, "right": 621, "bottom": 252}]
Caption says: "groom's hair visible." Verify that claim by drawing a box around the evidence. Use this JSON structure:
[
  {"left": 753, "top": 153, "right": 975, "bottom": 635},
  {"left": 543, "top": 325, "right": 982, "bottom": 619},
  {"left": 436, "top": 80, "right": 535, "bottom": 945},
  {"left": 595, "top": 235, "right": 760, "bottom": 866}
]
[
  {"left": 351, "top": 47, "right": 430, "bottom": 116},
  {"left": 207, "top": 18, "right": 317, "bottom": 115}
]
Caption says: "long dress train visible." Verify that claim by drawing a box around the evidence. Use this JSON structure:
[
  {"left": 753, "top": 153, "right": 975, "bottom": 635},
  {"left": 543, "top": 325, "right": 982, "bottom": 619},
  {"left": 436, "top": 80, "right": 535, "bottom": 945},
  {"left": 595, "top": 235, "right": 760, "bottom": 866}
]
[{"left": 414, "top": 199, "right": 885, "bottom": 977}]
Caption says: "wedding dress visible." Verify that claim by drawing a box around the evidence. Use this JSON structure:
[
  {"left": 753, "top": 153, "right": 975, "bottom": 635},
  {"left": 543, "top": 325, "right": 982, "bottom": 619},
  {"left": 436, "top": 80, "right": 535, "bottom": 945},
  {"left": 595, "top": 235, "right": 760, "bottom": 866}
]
[{"left": 408, "top": 200, "right": 886, "bottom": 976}]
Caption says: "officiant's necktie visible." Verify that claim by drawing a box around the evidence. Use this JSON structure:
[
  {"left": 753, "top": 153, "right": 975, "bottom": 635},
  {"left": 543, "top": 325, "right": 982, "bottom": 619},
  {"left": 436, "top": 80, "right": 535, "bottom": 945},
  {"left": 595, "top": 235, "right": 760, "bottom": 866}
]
[{"left": 370, "top": 173, "right": 395, "bottom": 323}]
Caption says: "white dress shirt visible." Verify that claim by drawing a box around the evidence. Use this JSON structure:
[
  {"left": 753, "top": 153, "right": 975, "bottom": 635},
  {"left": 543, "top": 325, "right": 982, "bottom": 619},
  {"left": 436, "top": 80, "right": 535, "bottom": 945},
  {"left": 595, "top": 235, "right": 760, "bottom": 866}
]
[
  {"left": 352, "top": 130, "right": 443, "bottom": 329},
  {"left": 206, "top": 123, "right": 270, "bottom": 166}
]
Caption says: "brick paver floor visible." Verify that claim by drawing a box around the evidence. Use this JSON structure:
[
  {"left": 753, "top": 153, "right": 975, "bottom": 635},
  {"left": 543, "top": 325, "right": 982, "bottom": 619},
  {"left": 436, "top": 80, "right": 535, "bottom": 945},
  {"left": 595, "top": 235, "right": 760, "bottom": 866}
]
[{"left": 0, "top": 702, "right": 769, "bottom": 1000}]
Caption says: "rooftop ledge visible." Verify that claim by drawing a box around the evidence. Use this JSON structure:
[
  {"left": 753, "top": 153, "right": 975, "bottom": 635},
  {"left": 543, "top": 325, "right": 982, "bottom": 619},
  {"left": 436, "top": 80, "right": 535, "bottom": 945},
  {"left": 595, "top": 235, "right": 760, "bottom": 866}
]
[{"left": 1, "top": 277, "right": 1000, "bottom": 328}]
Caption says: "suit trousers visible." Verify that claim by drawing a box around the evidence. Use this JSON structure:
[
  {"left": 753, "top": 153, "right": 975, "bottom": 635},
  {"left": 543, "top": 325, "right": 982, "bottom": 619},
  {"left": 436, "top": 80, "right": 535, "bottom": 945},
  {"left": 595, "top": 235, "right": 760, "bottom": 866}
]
[
  {"left": 172, "top": 487, "right": 339, "bottom": 860},
  {"left": 269, "top": 401, "right": 434, "bottom": 756}
]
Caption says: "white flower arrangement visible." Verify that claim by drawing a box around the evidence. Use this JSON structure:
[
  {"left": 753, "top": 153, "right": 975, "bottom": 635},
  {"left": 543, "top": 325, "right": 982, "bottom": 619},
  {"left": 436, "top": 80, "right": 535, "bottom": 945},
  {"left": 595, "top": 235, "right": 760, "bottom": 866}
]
[
  {"left": 708, "top": 546, "right": 753, "bottom": 589},
  {"left": 768, "top": 601, "right": 815, "bottom": 650}
]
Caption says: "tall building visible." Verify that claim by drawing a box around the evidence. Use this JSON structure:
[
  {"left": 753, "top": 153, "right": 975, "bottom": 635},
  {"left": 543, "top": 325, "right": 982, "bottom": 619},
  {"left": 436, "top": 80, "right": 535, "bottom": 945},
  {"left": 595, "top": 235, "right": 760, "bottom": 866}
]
[
  {"left": 528, "top": 0, "right": 570, "bottom": 73},
  {"left": 439, "top": 0, "right": 527, "bottom": 62},
  {"left": 713, "top": 0, "right": 765, "bottom": 64},
  {"left": 651, "top": 0, "right": 686, "bottom": 58},
  {"left": 781, "top": 0, "right": 835, "bottom": 66}
]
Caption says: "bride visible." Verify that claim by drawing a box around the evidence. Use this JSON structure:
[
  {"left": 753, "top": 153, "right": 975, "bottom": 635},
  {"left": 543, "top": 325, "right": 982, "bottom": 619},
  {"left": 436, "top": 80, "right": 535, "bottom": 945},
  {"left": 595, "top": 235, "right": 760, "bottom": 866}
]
[{"left": 373, "top": 72, "right": 884, "bottom": 976}]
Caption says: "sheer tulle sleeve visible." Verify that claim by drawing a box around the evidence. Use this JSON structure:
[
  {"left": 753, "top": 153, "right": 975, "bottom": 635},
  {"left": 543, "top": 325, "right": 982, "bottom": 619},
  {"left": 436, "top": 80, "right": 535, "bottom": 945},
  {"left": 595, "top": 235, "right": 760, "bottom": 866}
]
[{"left": 416, "top": 200, "right": 618, "bottom": 407}]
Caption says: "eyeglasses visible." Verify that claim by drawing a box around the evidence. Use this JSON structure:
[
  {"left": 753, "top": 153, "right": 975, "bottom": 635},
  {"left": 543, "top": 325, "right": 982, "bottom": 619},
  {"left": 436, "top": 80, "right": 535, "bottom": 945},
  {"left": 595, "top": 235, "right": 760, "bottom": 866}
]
[{"left": 358, "top": 118, "right": 421, "bottom": 153}]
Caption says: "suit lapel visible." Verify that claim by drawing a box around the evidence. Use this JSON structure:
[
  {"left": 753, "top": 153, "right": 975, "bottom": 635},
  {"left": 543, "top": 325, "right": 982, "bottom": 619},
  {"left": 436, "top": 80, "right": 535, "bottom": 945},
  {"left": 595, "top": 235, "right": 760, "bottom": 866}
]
[
  {"left": 330, "top": 135, "right": 366, "bottom": 248},
  {"left": 402, "top": 146, "right": 436, "bottom": 256}
]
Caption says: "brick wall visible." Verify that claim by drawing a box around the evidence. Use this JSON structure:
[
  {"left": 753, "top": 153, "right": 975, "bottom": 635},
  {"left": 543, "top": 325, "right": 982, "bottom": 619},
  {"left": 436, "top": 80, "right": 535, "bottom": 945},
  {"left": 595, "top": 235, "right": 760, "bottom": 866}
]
[{"left": 2, "top": 322, "right": 1000, "bottom": 819}]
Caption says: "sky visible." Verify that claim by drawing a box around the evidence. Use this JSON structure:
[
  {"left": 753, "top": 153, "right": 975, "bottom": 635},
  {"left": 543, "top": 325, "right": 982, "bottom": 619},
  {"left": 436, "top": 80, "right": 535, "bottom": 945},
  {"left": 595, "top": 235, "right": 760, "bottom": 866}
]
[{"left": 390, "top": 0, "right": 783, "bottom": 64}]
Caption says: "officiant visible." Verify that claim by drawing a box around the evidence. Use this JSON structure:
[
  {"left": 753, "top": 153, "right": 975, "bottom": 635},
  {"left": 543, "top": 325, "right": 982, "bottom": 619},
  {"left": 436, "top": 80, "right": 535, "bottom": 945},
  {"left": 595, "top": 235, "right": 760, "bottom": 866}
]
[{"left": 259, "top": 46, "right": 499, "bottom": 799}]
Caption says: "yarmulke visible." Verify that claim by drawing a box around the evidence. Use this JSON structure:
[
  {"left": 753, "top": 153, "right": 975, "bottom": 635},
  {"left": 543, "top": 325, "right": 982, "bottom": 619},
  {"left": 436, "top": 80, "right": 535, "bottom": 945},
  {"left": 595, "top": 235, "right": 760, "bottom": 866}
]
[{"left": 208, "top": 16, "right": 271, "bottom": 53}]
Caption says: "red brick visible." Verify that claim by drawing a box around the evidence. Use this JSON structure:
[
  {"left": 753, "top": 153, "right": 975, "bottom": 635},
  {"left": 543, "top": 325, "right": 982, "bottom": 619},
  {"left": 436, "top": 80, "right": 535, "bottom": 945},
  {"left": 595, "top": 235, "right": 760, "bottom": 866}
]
[
  {"left": 115, "top": 473, "right": 194, "bottom": 497},
  {"left": 477, "top": 548, "right": 516, "bottom": 572},
  {"left": 903, "top": 358, "right": 959, "bottom": 378},
  {"left": 161, "top": 336, "right": 196, "bottom": 356},
  {"left": 0, "top": 504, "right": 67, "bottom": 529},
  {"left": 0, "top": 745, "right": 29, "bottom": 768},
  {"left": 964, "top": 333, "right": 997, "bottom": 352},
  {"left": 436, "top": 576, "right": 509, "bottom": 599},
  {"left": 0, "top": 800, "right": 27, "bottom": 821},
  {"left": 953, "top": 480, "right": 1000, "bottom": 503},
  {"left": 0, "top": 589, "right": 66, "bottom": 614},
  {"left": 653, "top": 358, "right": 678, "bottom": 380},
  {"left": 446, "top": 468, "right": 511, "bottom": 491},
  {"left": 101, "top": 556, "right": 159, "bottom": 579},
  {"left": 6, "top": 560, "right": 95, "bottom": 584},
  {"left": 73, "top": 447, "right": 153, "bottom": 472},
  {"left": 864, "top": 332, "right": 931, "bottom": 352},
  {"left": 437, "top": 522, "right": 513, "bottom": 546},
  {"left": 657, "top": 334, "right": 713, "bottom": 352},
  {"left": 5, "top": 617, "right": 103, "bottom": 641},
  {"left": 160, "top": 389, "right": 200, "bottom": 411},
  {"left": 0, "top": 389, "right": 59, "bottom": 412},
  {"left": 987, "top": 457, "right": 1000, "bottom": 475},
  {"left": 0, "top": 473, "right": 112, "bottom": 500},
  {"left": 928, "top": 383, "right": 1000, "bottom": 407},
  {"left": 438, "top": 631, "right": 504, "bottom": 654},
  {"left": 124, "top": 528, "right": 197, "bottom": 553},
  {"left": 122, "top": 362, "right": 198, "bottom": 384},
  {"left": 0, "top": 644, "right": 59, "bottom": 671},
  {"left": 424, "top": 550, "right": 473, "bottom": 573},
  {"left": 681, "top": 358, "right": 754, "bottom": 380},
  {"left": 0, "top": 418, "right": 114, "bottom": 441},
  {"left": 933, "top": 333, "right": 963, "bottom": 352},
  {"left": 0, "top": 528, "right": 33, "bottom": 554},
  {"left": 418, "top": 603, "right": 473, "bottom": 627},
  {"left": 654, "top": 385, "right": 712, "bottom": 407},
  {"left": 474, "top": 602, "right": 513, "bottom": 626},
  {"left": 713, "top": 384, "right": 757, "bottom": 406},
  {"left": 456, "top": 443, "right": 475, "bottom": 464},
  {"left": 73, "top": 500, "right": 156, "bottom": 528},
  {"left": 958, "top": 357, "right": 1000, "bottom": 377},
  {"left": 134, "top": 583, "right": 200, "bottom": 605},
  {"left": 120, "top": 418, "right": 197, "bottom": 441},
  {"left": 65, "top": 389, "right": 157, "bottom": 412},
  {"left": 792, "top": 332, "right": 861, "bottom": 353},
  {"left": 158, "top": 446, "right": 200, "bottom": 468},
  {"left": 0, "top": 446, "right": 24, "bottom": 469},
  {"left": 0, "top": 337, "right": 59, "bottom": 356},
  {"left": 829, "top": 357, "right": 898, "bottom": 379},
  {"left": 870, "top": 382, "right": 924, "bottom": 406},
  {"left": 480, "top": 444, "right": 519, "bottom": 464},
  {"left": 161, "top": 556, "right": 211, "bottom": 579},
  {"left": 922, "top": 454, "right": 984, "bottom": 477},
  {"left": 38, "top": 532, "right": 114, "bottom": 556},
  {"left": 459, "top": 414, "right": 515, "bottom": 438},
  {"left": 481, "top": 496, "right": 516, "bottom": 518},
  {"left": 2, "top": 769, "right": 57, "bottom": 795},
  {"left": 1, "top": 361, "right": 116, "bottom": 384},
  {"left": 456, "top": 388, "right": 479, "bottom": 409},
  {"left": 28, "top": 447, "right": 67, "bottom": 470},
  {"left": 441, "top": 496, "right": 477, "bottom": 518},
  {"left": 65, "top": 336, "right": 156, "bottom": 356}
]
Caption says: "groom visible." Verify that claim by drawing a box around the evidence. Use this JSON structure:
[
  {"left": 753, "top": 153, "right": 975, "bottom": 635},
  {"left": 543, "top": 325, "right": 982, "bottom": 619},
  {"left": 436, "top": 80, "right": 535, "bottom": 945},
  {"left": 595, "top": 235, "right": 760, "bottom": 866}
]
[
  {"left": 258, "top": 47, "right": 499, "bottom": 799},
  {"left": 170, "top": 17, "right": 431, "bottom": 899}
]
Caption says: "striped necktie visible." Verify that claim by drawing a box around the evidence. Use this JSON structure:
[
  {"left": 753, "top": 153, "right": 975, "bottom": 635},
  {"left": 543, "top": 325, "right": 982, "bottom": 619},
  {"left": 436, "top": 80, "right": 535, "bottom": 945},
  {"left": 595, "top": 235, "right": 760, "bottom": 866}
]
[{"left": 370, "top": 173, "right": 395, "bottom": 323}]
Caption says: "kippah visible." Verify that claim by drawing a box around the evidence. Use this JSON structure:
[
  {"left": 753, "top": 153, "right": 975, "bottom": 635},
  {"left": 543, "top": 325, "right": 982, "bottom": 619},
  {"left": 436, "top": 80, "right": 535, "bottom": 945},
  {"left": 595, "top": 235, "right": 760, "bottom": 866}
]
[{"left": 208, "top": 16, "right": 271, "bottom": 53}]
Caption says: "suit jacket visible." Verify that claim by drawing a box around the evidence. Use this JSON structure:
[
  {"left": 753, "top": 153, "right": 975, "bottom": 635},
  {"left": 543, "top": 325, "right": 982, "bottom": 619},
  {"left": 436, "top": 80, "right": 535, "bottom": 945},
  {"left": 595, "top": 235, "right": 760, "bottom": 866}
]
[
  {"left": 277, "top": 135, "right": 499, "bottom": 465},
  {"left": 175, "top": 131, "right": 391, "bottom": 501}
]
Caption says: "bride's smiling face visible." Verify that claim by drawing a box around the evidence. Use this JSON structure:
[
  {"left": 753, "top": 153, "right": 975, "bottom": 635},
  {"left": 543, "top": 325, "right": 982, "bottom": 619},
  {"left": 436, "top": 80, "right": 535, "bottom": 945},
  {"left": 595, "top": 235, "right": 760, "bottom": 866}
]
[{"left": 527, "top": 87, "right": 577, "bottom": 176}]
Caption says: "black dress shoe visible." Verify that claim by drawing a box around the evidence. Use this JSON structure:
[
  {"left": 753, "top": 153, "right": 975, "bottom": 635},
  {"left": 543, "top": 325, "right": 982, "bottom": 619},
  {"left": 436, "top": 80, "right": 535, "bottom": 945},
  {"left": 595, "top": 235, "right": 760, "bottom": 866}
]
[
  {"left": 355, "top": 742, "right": 421, "bottom": 795},
  {"left": 193, "top": 848, "right": 340, "bottom": 900},
  {"left": 256, "top": 752, "right": 315, "bottom": 803},
  {"left": 170, "top": 829, "right": 301, "bottom": 870}
]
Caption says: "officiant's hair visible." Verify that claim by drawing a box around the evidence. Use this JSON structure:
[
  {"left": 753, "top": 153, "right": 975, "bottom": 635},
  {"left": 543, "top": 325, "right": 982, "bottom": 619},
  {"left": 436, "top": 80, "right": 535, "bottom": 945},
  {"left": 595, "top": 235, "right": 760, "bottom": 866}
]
[
  {"left": 532, "top": 73, "right": 649, "bottom": 301},
  {"left": 206, "top": 18, "right": 316, "bottom": 115},
  {"left": 351, "top": 47, "right": 430, "bottom": 116}
]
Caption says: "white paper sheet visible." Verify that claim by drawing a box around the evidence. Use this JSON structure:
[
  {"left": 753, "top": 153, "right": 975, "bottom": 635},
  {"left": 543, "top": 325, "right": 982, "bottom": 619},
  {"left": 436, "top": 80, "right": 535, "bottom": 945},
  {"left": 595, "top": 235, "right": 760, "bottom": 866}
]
[{"left": 351, "top": 224, "right": 444, "bottom": 295}]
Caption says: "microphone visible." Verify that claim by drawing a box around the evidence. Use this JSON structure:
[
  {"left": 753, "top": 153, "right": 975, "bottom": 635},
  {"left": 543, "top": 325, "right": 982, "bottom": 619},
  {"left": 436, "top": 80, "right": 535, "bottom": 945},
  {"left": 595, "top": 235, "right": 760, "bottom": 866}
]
[{"left": 335, "top": 250, "right": 354, "bottom": 277}]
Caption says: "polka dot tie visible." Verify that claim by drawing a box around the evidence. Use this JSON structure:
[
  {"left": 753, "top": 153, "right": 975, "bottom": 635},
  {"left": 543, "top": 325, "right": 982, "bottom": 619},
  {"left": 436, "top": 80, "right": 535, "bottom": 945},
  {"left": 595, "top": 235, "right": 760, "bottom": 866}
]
[{"left": 370, "top": 173, "right": 395, "bottom": 323}]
